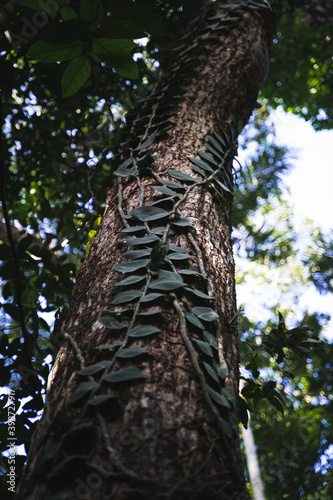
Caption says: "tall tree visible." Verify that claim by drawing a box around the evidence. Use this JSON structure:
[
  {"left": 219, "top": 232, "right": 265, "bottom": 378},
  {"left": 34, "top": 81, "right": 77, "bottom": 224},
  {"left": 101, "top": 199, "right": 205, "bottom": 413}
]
[{"left": 0, "top": 1, "right": 331, "bottom": 499}]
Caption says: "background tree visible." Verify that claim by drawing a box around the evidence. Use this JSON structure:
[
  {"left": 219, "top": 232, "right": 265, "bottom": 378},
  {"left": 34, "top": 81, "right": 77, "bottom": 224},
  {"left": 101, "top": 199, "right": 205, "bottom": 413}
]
[{"left": 0, "top": 1, "right": 332, "bottom": 499}]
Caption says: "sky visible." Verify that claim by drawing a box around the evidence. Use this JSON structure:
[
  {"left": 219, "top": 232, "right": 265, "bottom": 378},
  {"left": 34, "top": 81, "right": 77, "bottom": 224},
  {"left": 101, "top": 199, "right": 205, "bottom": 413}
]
[{"left": 236, "top": 107, "right": 333, "bottom": 340}]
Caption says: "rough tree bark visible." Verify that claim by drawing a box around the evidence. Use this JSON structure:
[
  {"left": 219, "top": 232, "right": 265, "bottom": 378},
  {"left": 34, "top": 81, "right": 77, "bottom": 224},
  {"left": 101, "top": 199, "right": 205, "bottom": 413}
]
[{"left": 15, "top": 4, "right": 273, "bottom": 500}]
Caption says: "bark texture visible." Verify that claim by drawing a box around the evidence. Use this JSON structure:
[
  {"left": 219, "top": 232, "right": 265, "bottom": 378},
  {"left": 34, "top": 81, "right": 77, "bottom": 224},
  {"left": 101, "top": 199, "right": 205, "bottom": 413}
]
[{"left": 16, "top": 5, "right": 272, "bottom": 500}]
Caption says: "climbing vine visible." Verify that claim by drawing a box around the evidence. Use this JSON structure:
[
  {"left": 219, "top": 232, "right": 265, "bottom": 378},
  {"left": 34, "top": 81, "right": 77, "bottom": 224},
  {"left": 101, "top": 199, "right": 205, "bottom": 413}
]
[{"left": 29, "top": 0, "right": 276, "bottom": 490}]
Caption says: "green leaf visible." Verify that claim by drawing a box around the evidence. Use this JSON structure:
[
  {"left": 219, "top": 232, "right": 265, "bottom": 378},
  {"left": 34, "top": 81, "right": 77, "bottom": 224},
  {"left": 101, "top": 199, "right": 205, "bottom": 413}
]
[
  {"left": 69, "top": 381, "right": 99, "bottom": 404},
  {"left": 202, "top": 362, "right": 219, "bottom": 383},
  {"left": 203, "top": 331, "right": 218, "bottom": 350},
  {"left": 94, "top": 341, "right": 123, "bottom": 350},
  {"left": 103, "top": 366, "right": 145, "bottom": 383},
  {"left": 61, "top": 57, "right": 91, "bottom": 97},
  {"left": 116, "top": 347, "right": 147, "bottom": 358},
  {"left": 27, "top": 40, "right": 83, "bottom": 63},
  {"left": 178, "top": 269, "right": 206, "bottom": 277},
  {"left": 159, "top": 179, "right": 186, "bottom": 190},
  {"left": 205, "top": 142, "right": 223, "bottom": 161},
  {"left": 114, "top": 157, "right": 135, "bottom": 177},
  {"left": 114, "top": 259, "right": 149, "bottom": 272},
  {"left": 197, "top": 150, "right": 218, "bottom": 167},
  {"left": 222, "top": 388, "right": 236, "bottom": 407},
  {"left": 140, "top": 293, "right": 165, "bottom": 303},
  {"left": 60, "top": 6, "right": 77, "bottom": 20},
  {"left": 185, "top": 287, "right": 214, "bottom": 300},
  {"left": 111, "top": 290, "right": 143, "bottom": 305},
  {"left": 91, "top": 38, "right": 138, "bottom": 78},
  {"left": 134, "top": 130, "right": 158, "bottom": 151},
  {"left": 88, "top": 395, "right": 115, "bottom": 406},
  {"left": 171, "top": 217, "right": 193, "bottom": 227},
  {"left": 130, "top": 206, "right": 169, "bottom": 222},
  {"left": 216, "top": 361, "right": 229, "bottom": 379},
  {"left": 167, "top": 252, "right": 191, "bottom": 261},
  {"left": 184, "top": 312, "right": 205, "bottom": 330},
  {"left": 168, "top": 244, "right": 190, "bottom": 253},
  {"left": 115, "top": 275, "right": 146, "bottom": 286},
  {"left": 127, "top": 325, "right": 160, "bottom": 337},
  {"left": 207, "top": 386, "right": 231, "bottom": 408},
  {"left": 189, "top": 157, "right": 215, "bottom": 173},
  {"left": 192, "top": 307, "right": 218, "bottom": 322},
  {"left": 77, "top": 361, "right": 112, "bottom": 376},
  {"left": 121, "top": 235, "right": 160, "bottom": 246},
  {"left": 80, "top": 0, "right": 97, "bottom": 21},
  {"left": 152, "top": 186, "right": 179, "bottom": 197},
  {"left": 190, "top": 165, "right": 206, "bottom": 177},
  {"left": 207, "top": 136, "right": 225, "bottom": 155},
  {"left": 120, "top": 226, "right": 146, "bottom": 233},
  {"left": 168, "top": 170, "right": 197, "bottom": 183},
  {"left": 98, "top": 315, "right": 128, "bottom": 329},
  {"left": 192, "top": 338, "right": 214, "bottom": 357},
  {"left": 149, "top": 277, "right": 184, "bottom": 291},
  {"left": 124, "top": 249, "right": 151, "bottom": 259},
  {"left": 221, "top": 418, "right": 233, "bottom": 440}
]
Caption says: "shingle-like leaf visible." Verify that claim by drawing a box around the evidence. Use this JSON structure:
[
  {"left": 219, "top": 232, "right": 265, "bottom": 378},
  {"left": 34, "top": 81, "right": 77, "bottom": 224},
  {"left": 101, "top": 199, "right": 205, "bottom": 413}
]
[
  {"left": 69, "top": 381, "right": 99, "bottom": 404},
  {"left": 216, "top": 360, "right": 229, "bottom": 379},
  {"left": 88, "top": 395, "right": 115, "bottom": 406},
  {"left": 149, "top": 277, "right": 184, "bottom": 291},
  {"left": 184, "top": 312, "right": 205, "bottom": 330},
  {"left": 98, "top": 315, "right": 128, "bottom": 329},
  {"left": 134, "top": 130, "right": 158, "bottom": 151},
  {"left": 121, "top": 235, "right": 160, "bottom": 246},
  {"left": 111, "top": 290, "right": 143, "bottom": 305},
  {"left": 114, "top": 259, "right": 149, "bottom": 272},
  {"left": 192, "top": 338, "right": 214, "bottom": 357},
  {"left": 152, "top": 186, "right": 179, "bottom": 197},
  {"left": 115, "top": 275, "right": 146, "bottom": 286},
  {"left": 130, "top": 206, "right": 169, "bottom": 221},
  {"left": 185, "top": 287, "right": 213, "bottom": 300},
  {"left": 77, "top": 361, "right": 112, "bottom": 376},
  {"left": 124, "top": 249, "right": 151, "bottom": 259},
  {"left": 94, "top": 341, "right": 122, "bottom": 350},
  {"left": 189, "top": 157, "right": 215, "bottom": 173},
  {"left": 192, "top": 307, "right": 218, "bottom": 322},
  {"left": 207, "top": 386, "right": 231, "bottom": 408},
  {"left": 159, "top": 179, "right": 186, "bottom": 190},
  {"left": 120, "top": 226, "right": 146, "bottom": 233},
  {"left": 171, "top": 217, "right": 193, "bottom": 227},
  {"left": 168, "top": 170, "right": 197, "bottom": 183},
  {"left": 203, "top": 331, "right": 218, "bottom": 350},
  {"left": 222, "top": 388, "right": 236, "bottom": 407},
  {"left": 127, "top": 325, "right": 160, "bottom": 337},
  {"left": 116, "top": 347, "right": 147, "bottom": 358},
  {"left": 103, "top": 366, "right": 145, "bottom": 383},
  {"left": 140, "top": 293, "right": 165, "bottom": 303},
  {"left": 167, "top": 252, "right": 191, "bottom": 261},
  {"left": 202, "top": 362, "right": 219, "bottom": 383}
]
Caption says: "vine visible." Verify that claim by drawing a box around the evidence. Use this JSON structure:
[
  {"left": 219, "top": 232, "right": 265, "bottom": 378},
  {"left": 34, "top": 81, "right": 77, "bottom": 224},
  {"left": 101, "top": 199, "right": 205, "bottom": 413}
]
[{"left": 33, "top": 0, "right": 273, "bottom": 491}]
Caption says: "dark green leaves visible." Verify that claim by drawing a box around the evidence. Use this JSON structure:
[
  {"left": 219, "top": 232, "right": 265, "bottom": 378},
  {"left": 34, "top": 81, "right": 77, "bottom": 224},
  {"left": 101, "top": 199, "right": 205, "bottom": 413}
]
[
  {"left": 149, "top": 277, "right": 184, "bottom": 291},
  {"left": 111, "top": 290, "right": 143, "bottom": 305},
  {"left": 62, "top": 57, "right": 91, "bottom": 97},
  {"left": 129, "top": 206, "right": 169, "bottom": 222},
  {"left": 91, "top": 39, "right": 138, "bottom": 78},
  {"left": 103, "top": 366, "right": 145, "bottom": 383},
  {"left": 168, "top": 170, "right": 197, "bottom": 183},
  {"left": 27, "top": 41, "right": 83, "bottom": 63},
  {"left": 116, "top": 347, "right": 147, "bottom": 358},
  {"left": 98, "top": 316, "right": 128, "bottom": 329},
  {"left": 114, "top": 259, "right": 149, "bottom": 272},
  {"left": 192, "top": 307, "right": 218, "bottom": 322},
  {"left": 127, "top": 325, "right": 160, "bottom": 337},
  {"left": 69, "top": 381, "right": 99, "bottom": 404}
]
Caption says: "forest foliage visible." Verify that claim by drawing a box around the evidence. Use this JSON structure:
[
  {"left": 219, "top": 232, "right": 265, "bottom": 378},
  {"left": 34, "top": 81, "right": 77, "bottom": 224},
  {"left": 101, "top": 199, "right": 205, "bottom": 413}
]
[{"left": 0, "top": 1, "right": 332, "bottom": 498}]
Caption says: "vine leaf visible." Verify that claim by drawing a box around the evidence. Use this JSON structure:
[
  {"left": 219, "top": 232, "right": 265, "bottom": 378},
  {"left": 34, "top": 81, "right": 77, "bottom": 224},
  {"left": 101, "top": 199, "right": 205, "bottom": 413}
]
[
  {"left": 221, "top": 418, "right": 233, "bottom": 440},
  {"left": 207, "top": 386, "right": 231, "bottom": 408},
  {"left": 127, "top": 325, "right": 160, "bottom": 337},
  {"left": 149, "top": 277, "right": 184, "bottom": 291},
  {"left": 114, "top": 259, "right": 149, "bottom": 272},
  {"left": 98, "top": 315, "right": 128, "bottom": 329},
  {"left": 167, "top": 252, "right": 191, "bottom": 261},
  {"left": 69, "top": 381, "right": 99, "bottom": 404},
  {"left": 114, "top": 275, "right": 146, "bottom": 286},
  {"left": 192, "top": 307, "right": 218, "bottom": 322},
  {"left": 168, "top": 170, "right": 197, "bottom": 183},
  {"left": 158, "top": 179, "right": 186, "bottom": 190},
  {"left": 152, "top": 186, "right": 179, "bottom": 197},
  {"left": 222, "top": 388, "right": 236, "bottom": 407},
  {"left": 116, "top": 347, "right": 148, "bottom": 358},
  {"left": 184, "top": 312, "right": 205, "bottom": 330},
  {"left": 202, "top": 362, "right": 219, "bottom": 383},
  {"left": 61, "top": 57, "right": 91, "bottom": 97},
  {"left": 216, "top": 361, "right": 229, "bottom": 379},
  {"left": 121, "top": 235, "right": 160, "bottom": 246},
  {"left": 192, "top": 338, "right": 214, "bottom": 358},
  {"left": 185, "top": 287, "right": 213, "bottom": 300},
  {"left": 94, "top": 341, "right": 123, "bottom": 350},
  {"left": 171, "top": 217, "right": 193, "bottom": 227},
  {"left": 88, "top": 395, "right": 116, "bottom": 406},
  {"left": 124, "top": 249, "right": 151, "bottom": 259},
  {"left": 189, "top": 157, "right": 215, "bottom": 173},
  {"left": 103, "top": 366, "right": 145, "bottom": 383},
  {"left": 111, "top": 290, "right": 143, "bottom": 305},
  {"left": 140, "top": 293, "right": 166, "bottom": 303},
  {"left": 203, "top": 331, "right": 218, "bottom": 350},
  {"left": 134, "top": 130, "right": 158, "bottom": 151},
  {"left": 120, "top": 226, "right": 146, "bottom": 233},
  {"left": 77, "top": 361, "right": 112, "bottom": 376},
  {"left": 129, "top": 206, "right": 169, "bottom": 221}
]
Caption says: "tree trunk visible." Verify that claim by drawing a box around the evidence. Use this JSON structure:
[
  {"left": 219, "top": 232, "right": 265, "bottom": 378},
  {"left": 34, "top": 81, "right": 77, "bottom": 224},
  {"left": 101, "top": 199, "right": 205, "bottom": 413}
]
[{"left": 15, "top": 4, "right": 273, "bottom": 500}]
